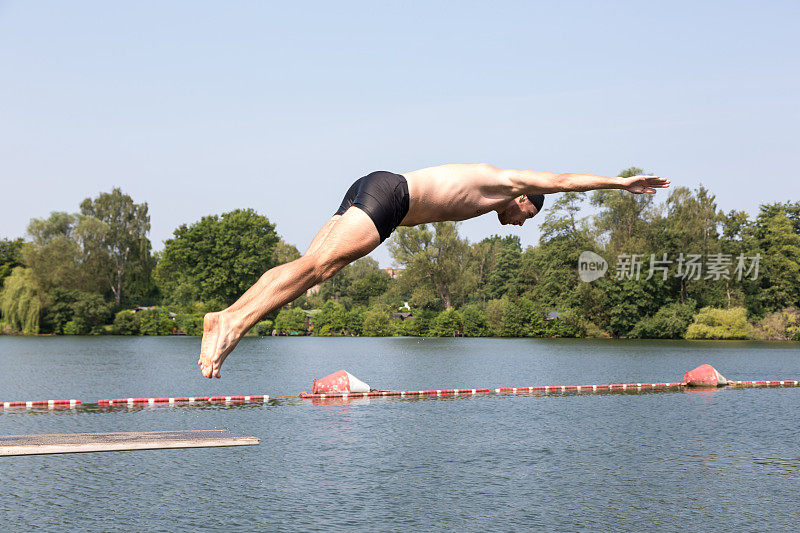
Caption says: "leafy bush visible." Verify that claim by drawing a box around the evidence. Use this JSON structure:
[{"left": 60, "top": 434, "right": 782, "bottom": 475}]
[
  {"left": 435, "top": 309, "right": 464, "bottom": 336},
  {"left": 629, "top": 301, "right": 696, "bottom": 339},
  {"left": 500, "top": 297, "right": 542, "bottom": 337},
  {"left": 253, "top": 319, "right": 274, "bottom": 336},
  {"left": 68, "top": 292, "right": 112, "bottom": 334},
  {"left": 313, "top": 301, "right": 347, "bottom": 336},
  {"left": 274, "top": 307, "right": 307, "bottom": 335},
  {"left": 41, "top": 288, "right": 79, "bottom": 334},
  {"left": 754, "top": 308, "right": 800, "bottom": 341},
  {"left": 345, "top": 307, "right": 365, "bottom": 336},
  {"left": 113, "top": 310, "right": 140, "bottom": 335},
  {"left": 429, "top": 309, "right": 463, "bottom": 337},
  {"left": 41, "top": 288, "right": 111, "bottom": 334},
  {"left": 137, "top": 308, "right": 176, "bottom": 335},
  {"left": 485, "top": 299, "right": 505, "bottom": 336},
  {"left": 62, "top": 320, "right": 82, "bottom": 335},
  {"left": 540, "top": 308, "right": 584, "bottom": 338},
  {"left": 112, "top": 308, "right": 176, "bottom": 335},
  {"left": 361, "top": 308, "right": 395, "bottom": 336},
  {"left": 395, "top": 316, "right": 423, "bottom": 336},
  {"left": 461, "top": 305, "right": 489, "bottom": 337},
  {"left": 685, "top": 307, "right": 754, "bottom": 340},
  {"left": 582, "top": 320, "right": 611, "bottom": 338},
  {"left": 176, "top": 313, "right": 204, "bottom": 336}
]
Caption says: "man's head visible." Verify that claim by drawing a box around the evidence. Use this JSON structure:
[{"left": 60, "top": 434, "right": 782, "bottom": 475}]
[{"left": 497, "top": 194, "right": 544, "bottom": 226}]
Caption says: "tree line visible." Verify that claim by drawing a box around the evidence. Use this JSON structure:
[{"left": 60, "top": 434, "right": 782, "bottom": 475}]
[{"left": 1, "top": 168, "right": 799, "bottom": 340}]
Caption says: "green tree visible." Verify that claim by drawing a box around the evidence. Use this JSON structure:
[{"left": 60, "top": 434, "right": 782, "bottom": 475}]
[
  {"left": 484, "top": 296, "right": 543, "bottom": 337},
  {"left": 591, "top": 167, "right": 656, "bottom": 256},
  {"left": 318, "top": 257, "right": 391, "bottom": 307},
  {"left": 41, "top": 288, "right": 111, "bottom": 334},
  {"left": 23, "top": 212, "right": 106, "bottom": 294},
  {"left": 504, "top": 297, "right": 544, "bottom": 337},
  {"left": 468, "top": 238, "right": 505, "bottom": 304},
  {"left": 350, "top": 270, "right": 390, "bottom": 304},
  {"left": 273, "top": 238, "right": 301, "bottom": 265},
  {"left": 80, "top": 188, "right": 154, "bottom": 307},
  {"left": 68, "top": 292, "right": 112, "bottom": 334},
  {"left": 758, "top": 202, "right": 800, "bottom": 234},
  {"left": 0, "top": 267, "right": 47, "bottom": 334},
  {"left": 628, "top": 301, "right": 696, "bottom": 339},
  {"left": 389, "top": 222, "right": 475, "bottom": 310},
  {"left": 755, "top": 206, "right": 800, "bottom": 312},
  {"left": 519, "top": 192, "right": 595, "bottom": 314},
  {"left": 661, "top": 186, "right": 723, "bottom": 306},
  {"left": 719, "top": 209, "right": 759, "bottom": 311},
  {"left": 485, "top": 298, "right": 505, "bottom": 336},
  {"left": 0, "top": 238, "right": 23, "bottom": 288},
  {"left": 486, "top": 236, "right": 522, "bottom": 299},
  {"left": 599, "top": 277, "right": 667, "bottom": 337},
  {"left": 156, "top": 209, "right": 279, "bottom": 306},
  {"left": 539, "top": 192, "right": 588, "bottom": 243}
]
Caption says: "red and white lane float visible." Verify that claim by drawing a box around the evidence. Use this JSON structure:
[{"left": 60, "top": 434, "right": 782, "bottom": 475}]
[
  {"left": 683, "top": 363, "right": 729, "bottom": 387},
  {"left": 1, "top": 399, "right": 80, "bottom": 409},
  {"left": 300, "top": 365, "right": 800, "bottom": 401},
  {"left": 98, "top": 395, "right": 269, "bottom": 407},
  {"left": 312, "top": 370, "right": 371, "bottom": 394}
]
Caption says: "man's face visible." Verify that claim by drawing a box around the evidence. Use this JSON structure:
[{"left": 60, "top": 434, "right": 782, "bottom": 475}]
[{"left": 497, "top": 195, "right": 540, "bottom": 226}]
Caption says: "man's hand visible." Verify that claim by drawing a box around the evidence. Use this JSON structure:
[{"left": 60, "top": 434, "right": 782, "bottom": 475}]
[{"left": 620, "top": 175, "right": 670, "bottom": 194}]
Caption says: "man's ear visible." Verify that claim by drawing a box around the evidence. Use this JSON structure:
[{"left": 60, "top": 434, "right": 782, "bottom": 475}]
[{"left": 515, "top": 195, "right": 527, "bottom": 206}]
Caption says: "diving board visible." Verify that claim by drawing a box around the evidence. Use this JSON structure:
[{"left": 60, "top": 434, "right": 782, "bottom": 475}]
[{"left": 0, "top": 430, "right": 259, "bottom": 456}]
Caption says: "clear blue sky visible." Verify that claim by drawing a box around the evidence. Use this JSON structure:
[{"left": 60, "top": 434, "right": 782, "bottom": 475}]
[{"left": 1, "top": 1, "right": 798, "bottom": 266}]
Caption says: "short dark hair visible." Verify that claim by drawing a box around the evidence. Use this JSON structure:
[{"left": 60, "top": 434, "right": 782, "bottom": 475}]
[{"left": 526, "top": 194, "right": 544, "bottom": 212}]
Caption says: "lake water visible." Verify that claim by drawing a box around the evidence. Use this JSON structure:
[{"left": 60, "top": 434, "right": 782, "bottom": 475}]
[{"left": 1, "top": 336, "right": 799, "bottom": 531}]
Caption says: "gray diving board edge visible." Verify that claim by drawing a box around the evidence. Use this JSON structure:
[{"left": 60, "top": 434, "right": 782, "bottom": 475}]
[{"left": 0, "top": 430, "right": 260, "bottom": 456}]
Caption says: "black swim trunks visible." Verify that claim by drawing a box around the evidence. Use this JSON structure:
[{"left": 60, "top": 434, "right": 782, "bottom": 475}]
[{"left": 335, "top": 171, "right": 410, "bottom": 242}]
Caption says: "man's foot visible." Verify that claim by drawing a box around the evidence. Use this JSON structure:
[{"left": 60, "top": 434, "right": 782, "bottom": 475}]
[{"left": 198, "top": 311, "right": 241, "bottom": 378}]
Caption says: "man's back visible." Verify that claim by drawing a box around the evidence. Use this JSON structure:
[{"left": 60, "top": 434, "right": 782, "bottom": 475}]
[{"left": 401, "top": 163, "right": 512, "bottom": 226}]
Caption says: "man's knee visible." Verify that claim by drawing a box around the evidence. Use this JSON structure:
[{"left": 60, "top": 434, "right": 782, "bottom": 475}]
[{"left": 309, "top": 251, "right": 349, "bottom": 282}]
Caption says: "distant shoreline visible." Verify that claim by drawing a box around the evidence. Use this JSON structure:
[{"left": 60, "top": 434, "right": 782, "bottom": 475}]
[{"left": 1, "top": 332, "right": 796, "bottom": 342}]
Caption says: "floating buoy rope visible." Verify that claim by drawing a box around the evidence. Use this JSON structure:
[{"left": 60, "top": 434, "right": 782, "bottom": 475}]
[
  {"left": 298, "top": 365, "right": 800, "bottom": 400},
  {"left": 2, "top": 365, "right": 798, "bottom": 411}
]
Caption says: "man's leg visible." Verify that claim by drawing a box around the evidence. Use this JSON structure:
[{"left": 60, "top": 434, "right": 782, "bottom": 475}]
[
  {"left": 305, "top": 215, "right": 341, "bottom": 256},
  {"left": 199, "top": 207, "right": 381, "bottom": 378}
]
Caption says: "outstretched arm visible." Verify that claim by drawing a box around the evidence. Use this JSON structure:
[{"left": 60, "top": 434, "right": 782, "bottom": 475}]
[{"left": 500, "top": 168, "right": 670, "bottom": 195}]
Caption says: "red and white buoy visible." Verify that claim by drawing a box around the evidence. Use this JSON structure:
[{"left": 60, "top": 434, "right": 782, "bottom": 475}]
[
  {"left": 683, "top": 364, "right": 729, "bottom": 387},
  {"left": 312, "top": 370, "right": 370, "bottom": 394}
]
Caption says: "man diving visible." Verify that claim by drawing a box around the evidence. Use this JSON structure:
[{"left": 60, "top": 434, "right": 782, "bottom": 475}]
[{"left": 199, "top": 163, "right": 670, "bottom": 378}]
